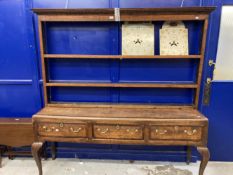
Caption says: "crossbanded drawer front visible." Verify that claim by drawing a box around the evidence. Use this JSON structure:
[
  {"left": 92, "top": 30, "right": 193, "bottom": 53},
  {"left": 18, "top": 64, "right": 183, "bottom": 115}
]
[
  {"left": 93, "top": 124, "right": 143, "bottom": 140},
  {"left": 38, "top": 122, "right": 87, "bottom": 138},
  {"left": 150, "top": 126, "right": 202, "bottom": 141}
]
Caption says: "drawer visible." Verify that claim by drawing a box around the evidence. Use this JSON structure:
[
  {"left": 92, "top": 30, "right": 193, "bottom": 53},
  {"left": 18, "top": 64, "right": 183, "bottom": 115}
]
[
  {"left": 38, "top": 122, "right": 87, "bottom": 138},
  {"left": 93, "top": 124, "right": 143, "bottom": 140},
  {"left": 150, "top": 126, "right": 202, "bottom": 141}
]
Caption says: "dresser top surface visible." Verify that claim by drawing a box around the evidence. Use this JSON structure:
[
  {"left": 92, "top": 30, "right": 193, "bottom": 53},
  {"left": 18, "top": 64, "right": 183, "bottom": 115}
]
[{"left": 34, "top": 105, "right": 206, "bottom": 121}]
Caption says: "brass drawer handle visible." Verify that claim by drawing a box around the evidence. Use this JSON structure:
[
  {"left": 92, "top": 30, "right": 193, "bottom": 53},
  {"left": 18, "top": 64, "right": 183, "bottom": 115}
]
[
  {"left": 97, "top": 128, "right": 109, "bottom": 134},
  {"left": 70, "top": 127, "right": 82, "bottom": 133},
  {"left": 155, "top": 129, "right": 168, "bottom": 135},
  {"left": 42, "top": 126, "right": 52, "bottom": 132},
  {"left": 184, "top": 129, "right": 197, "bottom": 135},
  {"left": 126, "top": 128, "right": 139, "bottom": 134}
]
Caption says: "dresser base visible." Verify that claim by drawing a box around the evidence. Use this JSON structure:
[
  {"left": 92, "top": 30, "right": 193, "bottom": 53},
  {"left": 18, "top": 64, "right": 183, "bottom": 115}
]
[{"left": 32, "top": 105, "right": 210, "bottom": 175}]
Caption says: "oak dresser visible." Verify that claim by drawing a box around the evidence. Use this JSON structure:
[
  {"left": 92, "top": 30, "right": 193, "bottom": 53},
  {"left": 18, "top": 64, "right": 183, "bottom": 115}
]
[{"left": 31, "top": 7, "right": 215, "bottom": 175}]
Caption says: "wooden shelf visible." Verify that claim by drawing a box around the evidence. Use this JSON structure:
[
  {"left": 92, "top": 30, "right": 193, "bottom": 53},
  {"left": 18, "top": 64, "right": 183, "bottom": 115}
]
[
  {"left": 44, "top": 54, "right": 201, "bottom": 59},
  {"left": 47, "top": 102, "right": 194, "bottom": 109},
  {"left": 46, "top": 82, "right": 198, "bottom": 88}
]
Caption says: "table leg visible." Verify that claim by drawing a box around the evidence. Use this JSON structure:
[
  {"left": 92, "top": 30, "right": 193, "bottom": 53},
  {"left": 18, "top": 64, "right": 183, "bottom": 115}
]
[
  {"left": 51, "top": 142, "right": 56, "bottom": 160},
  {"left": 186, "top": 146, "right": 192, "bottom": 165},
  {"left": 197, "top": 147, "right": 210, "bottom": 175},
  {"left": 32, "top": 142, "right": 43, "bottom": 175},
  {"left": 41, "top": 142, "right": 47, "bottom": 160},
  {"left": 7, "top": 146, "right": 14, "bottom": 160},
  {"left": 0, "top": 147, "right": 2, "bottom": 168}
]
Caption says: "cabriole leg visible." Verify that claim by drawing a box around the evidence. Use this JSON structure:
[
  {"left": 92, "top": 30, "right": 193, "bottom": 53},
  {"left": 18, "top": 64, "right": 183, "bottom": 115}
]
[
  {"left": 0, "top": 147, "right": 2, "bottom": 168},
  {"left": 197, "top": 147, "right": 210, "bottom": 175},
  {"left": 32, "top": 142, "right": 43, "bottom": 175},
  {"left": 7, "top": 146, "right": 14, "bottom": 160},
  {"left": 51, "top": 142, "right": 56, "bottom": 160},
  {"left": 186, "top": 146, "right": 192, "bottom": 165}
]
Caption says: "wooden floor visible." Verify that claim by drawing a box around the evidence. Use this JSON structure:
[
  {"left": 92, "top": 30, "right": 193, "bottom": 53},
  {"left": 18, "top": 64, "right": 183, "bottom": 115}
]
[{"left": 0, "top": 158, "right": 232, "bottom": 175}]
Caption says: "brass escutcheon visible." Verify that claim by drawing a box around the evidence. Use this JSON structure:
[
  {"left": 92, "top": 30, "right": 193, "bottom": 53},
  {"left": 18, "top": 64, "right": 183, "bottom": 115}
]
[{"left": 59, "top": 123, "right": 64, "bottom": 128}]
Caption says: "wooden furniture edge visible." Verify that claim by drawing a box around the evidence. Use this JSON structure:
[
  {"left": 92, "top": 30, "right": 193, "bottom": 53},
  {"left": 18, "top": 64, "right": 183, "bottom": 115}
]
[
  {"left": 32, "top": 7, "right": 216, "bottom": 15},
  {"left": 46, "top": 103, "right": 195, "bottom": 108},
  {"left": 44, "top": 54, "right": 202, "bottom": 59}
]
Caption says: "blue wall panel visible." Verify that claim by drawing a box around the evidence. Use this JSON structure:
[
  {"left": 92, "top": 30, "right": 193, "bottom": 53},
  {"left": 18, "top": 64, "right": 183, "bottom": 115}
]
[
  {"left": 119, "top": 0, "right": 201, "bottom": 8},
  {"left": 33, "top": 0, "right": 67, "bottom": 8},
  {"left": 48, "top": 59, "right": 112, "bottom": 81},
  {"left": 119, "top": 59, "right": 198, "bottom": 82},
  {"left": 45, "top": 22, "right": 117, "bottom": 55},
  {"left": 0, "top": 84, "right": 38, "bottom": 117},
  {"left": 0, "top": 0, "right": 33, "bottom": 79},
  {"left": 0, "top": 0, "right": 41, "bottom": 116},
  {"left": 33, "top": 0, "right": 111, "bottom": 8},
  {"left": 119, "top": 88, "right": 193, "bottom": 104},
  {"left": 50, "top": 87, "right": 112, "bottom": 103},
  {"left": 206, "top": 82, "right": 233, "bottom": 161}
]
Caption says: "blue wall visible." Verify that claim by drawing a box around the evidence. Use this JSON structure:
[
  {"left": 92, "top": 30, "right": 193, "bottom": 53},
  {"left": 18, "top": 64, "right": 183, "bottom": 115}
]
[
  {"left": 0, "top": 0, "right": 41, "bottom": 116},
  {"left": 0, "top": 0, "right": 232, "bottom": 161}
]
